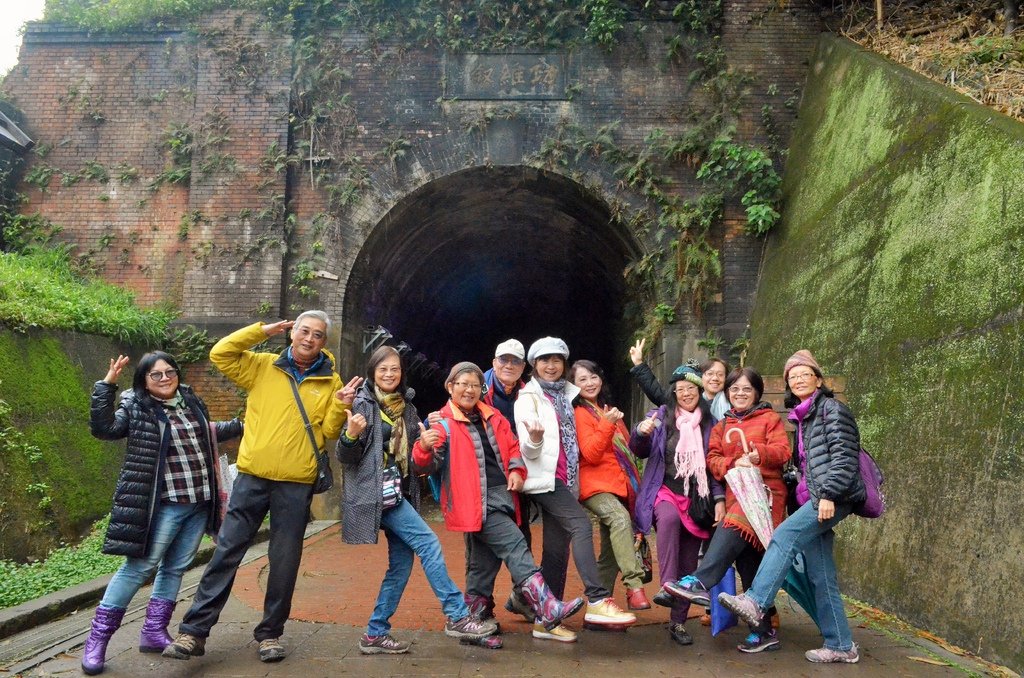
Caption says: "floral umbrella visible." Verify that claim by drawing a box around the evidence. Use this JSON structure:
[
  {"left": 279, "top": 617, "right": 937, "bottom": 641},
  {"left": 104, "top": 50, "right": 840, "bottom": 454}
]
[{"left": 723, "top": 427, "right": 774, "bottom": 548}]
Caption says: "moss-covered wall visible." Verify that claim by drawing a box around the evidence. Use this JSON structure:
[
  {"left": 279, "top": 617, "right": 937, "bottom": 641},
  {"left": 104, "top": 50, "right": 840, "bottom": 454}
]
[
  {"left": 0, "top": 329, "right": 127, "bottom": 561},
  {"left": 748, "top": 35, "right": 1024, "bottom": 670}
]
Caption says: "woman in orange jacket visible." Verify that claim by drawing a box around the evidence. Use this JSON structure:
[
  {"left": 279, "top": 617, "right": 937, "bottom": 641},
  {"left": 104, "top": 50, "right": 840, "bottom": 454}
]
[
  {"left": 570, "top": 360, "right": 649, "bottom": 611},
  {"left": 666, "top": 367, "right": 791, "bottom": 653}
]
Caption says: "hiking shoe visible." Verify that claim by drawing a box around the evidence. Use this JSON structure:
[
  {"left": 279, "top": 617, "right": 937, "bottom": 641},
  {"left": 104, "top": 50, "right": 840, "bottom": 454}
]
[
  {"left": 669, "top": 623, "right": 693, "bottom": 646},
  {"left": 359, "top": 634, "right": 410, "bottom": 655},
  {"left": 665, "top": 575, "right": 711, "bottom": 607},
  {"left": 258, "top": 638, "right": 285, "bottom": 662},
  {"left": 162, "top": 633, "right": 205, "bottom": 660},
  {"left": 717, "top": 592, "right": 763, "bottom": 626},
  {"left": 444, "top": 615, "right": 498, "bottom": 640},
  {"left": 626, "top": 587, "right": 651, "bottom": 610},
  {"left": 504, "top": 590, "right": 535, "bottom": 623},
  {"left": 532, "top": 622, "right": 577, "bottom": 643},
  {"left": 584, "top": 598, "right": 636, "bottom": 626},
  {"left": 738, "top": 629, "right": 781, "bottom": 653},
  {"left": 805, "top": 644, "right": 860, "bottom": 663},
  {"left": 652, "top": 589, "right": 676, "bottom": 608}
]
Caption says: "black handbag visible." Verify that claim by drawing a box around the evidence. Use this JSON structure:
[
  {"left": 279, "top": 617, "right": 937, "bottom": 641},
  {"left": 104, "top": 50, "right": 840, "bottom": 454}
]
[
  {"left": 686, "top": 475, "right": 716, "bottom": 529},
  {"left": 288, "top": 378, "right": 334, "bottom": 494}
]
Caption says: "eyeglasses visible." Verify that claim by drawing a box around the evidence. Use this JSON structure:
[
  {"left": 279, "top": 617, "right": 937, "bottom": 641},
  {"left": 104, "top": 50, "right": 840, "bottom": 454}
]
[
  {"left": 788, "top": 372, "right": 818, "bottom": 383},
  {"left": 452, "top": 382, "right": 482, "bottom": 391},
  {"left": 496, "top": 355, "right": 524, "bottom": 367},
  {"left": 147, "top": 369, "right": 178, "bottom": 382},
  {"left": 728, "top": 386, "right": 755, "bottom": 396}
]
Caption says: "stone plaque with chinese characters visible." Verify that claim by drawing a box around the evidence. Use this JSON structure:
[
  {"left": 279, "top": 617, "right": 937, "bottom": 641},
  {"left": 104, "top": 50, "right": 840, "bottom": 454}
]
[{"left": 446, "top": 53, "right": 569, "bottom": 100}]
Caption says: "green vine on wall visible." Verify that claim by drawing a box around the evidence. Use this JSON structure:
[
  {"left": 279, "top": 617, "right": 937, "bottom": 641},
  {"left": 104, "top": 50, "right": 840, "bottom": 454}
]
[{"left": 530, "top": 110, "right": 781, "bottom": 342}]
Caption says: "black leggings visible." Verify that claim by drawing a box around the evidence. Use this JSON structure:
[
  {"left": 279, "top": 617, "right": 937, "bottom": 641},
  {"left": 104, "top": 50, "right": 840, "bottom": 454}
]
[{"left": 693, "top": 525, "right": 777, "bottom": 630}]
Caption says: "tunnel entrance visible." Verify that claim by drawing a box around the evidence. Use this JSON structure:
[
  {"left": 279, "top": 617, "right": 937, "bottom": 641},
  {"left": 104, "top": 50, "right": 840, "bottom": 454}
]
[{"left": 342, "top": 166, "right": 641, "bottom": 412}]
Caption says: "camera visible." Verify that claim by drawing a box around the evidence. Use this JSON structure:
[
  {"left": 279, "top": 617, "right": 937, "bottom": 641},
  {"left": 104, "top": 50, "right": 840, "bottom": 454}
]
[{"left": 782, "top": 465, "right": 800, "bottom": 487}]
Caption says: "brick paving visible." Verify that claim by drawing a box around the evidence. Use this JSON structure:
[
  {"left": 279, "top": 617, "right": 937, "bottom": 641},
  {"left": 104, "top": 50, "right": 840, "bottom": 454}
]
[{"left": 245, "top": 522, "right": 683, "bottom": 634}]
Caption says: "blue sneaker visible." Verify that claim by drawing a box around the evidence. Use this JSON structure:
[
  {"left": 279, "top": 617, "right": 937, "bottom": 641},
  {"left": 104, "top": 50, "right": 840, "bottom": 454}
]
[
  {"left": 664, "top": 575, "right": 711, "bottom": 607},
  {"left": 738, "top": 629, "right": 781, "bottom": 653}
]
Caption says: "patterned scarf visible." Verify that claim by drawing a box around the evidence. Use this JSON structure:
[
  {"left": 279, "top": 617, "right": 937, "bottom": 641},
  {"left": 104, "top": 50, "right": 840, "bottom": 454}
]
[
  {"left": 674, "top": 405, "right": 708, "bottom": 497},
  {"left": 538, "top": 378, "right": 580, "bottom": 492},
  {"left": 375, "top": 385, "right": 408, "bottom": 477}
]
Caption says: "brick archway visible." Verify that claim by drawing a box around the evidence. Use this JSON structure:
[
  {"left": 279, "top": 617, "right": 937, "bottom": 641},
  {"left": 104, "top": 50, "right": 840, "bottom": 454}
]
[{"left": 339, "top": 163, "right": 640, "bottom": 409}]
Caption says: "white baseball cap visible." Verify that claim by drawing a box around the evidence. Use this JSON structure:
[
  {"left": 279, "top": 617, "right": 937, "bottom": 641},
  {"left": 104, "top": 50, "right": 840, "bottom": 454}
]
[{"left": 494, "top": 339, "right": 525, "bottom": 360}]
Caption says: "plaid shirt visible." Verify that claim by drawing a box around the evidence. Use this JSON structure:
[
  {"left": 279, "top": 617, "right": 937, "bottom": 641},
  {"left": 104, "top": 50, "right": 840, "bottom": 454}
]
[{"left": 160, "top": 405, "right": 212, "bottom": 504}]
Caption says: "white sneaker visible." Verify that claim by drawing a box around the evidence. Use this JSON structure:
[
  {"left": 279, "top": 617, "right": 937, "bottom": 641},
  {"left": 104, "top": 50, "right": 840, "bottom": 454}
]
[{"left": 532, "top": 622, "right": 577, "bottom": 642}]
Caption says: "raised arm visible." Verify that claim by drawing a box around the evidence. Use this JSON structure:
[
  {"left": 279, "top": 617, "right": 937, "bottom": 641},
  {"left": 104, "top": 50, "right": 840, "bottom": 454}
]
[
  {"left": 628, "top": 340, "right": 672, "bottom": 407},
  {"left": 209, "top": 322, "right": 279, "bottom": 390},
  {"left": 89, "top": 355, "right": 132, "bottom": 440}
]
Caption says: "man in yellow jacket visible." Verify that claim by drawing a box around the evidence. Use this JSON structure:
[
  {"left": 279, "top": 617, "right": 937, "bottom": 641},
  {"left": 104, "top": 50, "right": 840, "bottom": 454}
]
[{"left": 164, "top": 311, "right": 361, "bottom": 664}]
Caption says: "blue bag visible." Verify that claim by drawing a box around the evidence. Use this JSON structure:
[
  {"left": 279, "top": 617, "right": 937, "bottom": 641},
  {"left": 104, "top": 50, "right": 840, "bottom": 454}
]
[{"left": 710, "top": 566, "right": 738, "bottom": 637}]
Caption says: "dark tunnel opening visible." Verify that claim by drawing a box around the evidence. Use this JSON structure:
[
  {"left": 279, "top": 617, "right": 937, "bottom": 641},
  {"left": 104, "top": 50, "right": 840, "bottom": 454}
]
[{"left": 342, "top": 166, "right": 641, "bottom": 414}]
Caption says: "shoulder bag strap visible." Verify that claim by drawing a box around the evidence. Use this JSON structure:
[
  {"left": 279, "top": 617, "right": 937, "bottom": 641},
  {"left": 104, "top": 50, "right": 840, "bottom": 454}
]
[{"left": 287, "top": 377, "right": 321, "bottom": 460}]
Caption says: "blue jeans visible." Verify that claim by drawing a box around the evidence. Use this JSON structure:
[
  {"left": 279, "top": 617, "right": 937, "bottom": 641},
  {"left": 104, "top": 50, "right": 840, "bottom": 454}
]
[
  {"left": 101, "top": 501, "right": 208, "bottom": 609},
  {"left": 367, "top": 499, "right": 468, "bottom": 636},
  {"left": 747, "top": 500, "right": 854, "bottom": 650}
]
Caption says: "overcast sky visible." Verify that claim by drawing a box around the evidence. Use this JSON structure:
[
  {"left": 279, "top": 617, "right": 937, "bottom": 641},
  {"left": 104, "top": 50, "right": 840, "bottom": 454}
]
[{"left": 1, "top": 0, "right": 46, "bottom": 76}]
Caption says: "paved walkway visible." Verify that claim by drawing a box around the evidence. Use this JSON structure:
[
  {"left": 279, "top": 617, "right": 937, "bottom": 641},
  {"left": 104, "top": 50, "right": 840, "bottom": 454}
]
[{"left": 6, "top": 520, "right": 1003, "bottom": 677}]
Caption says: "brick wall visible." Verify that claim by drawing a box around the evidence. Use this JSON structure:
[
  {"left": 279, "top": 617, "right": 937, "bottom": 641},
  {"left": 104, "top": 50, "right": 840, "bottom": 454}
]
[{"left": 3, "top": 1, "right": 822, "bottom": 354}]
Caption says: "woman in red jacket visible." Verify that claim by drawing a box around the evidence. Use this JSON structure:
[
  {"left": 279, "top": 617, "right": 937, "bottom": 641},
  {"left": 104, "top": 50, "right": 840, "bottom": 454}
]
[
  {"left": 666, "top": 367, "right": 790, "bottom": 653},
  {"left": 413, "top": 362, "right": 584, "bottom": 641},
  {"left": 569, "top": 360, "right": 649, "bottom": 611}
]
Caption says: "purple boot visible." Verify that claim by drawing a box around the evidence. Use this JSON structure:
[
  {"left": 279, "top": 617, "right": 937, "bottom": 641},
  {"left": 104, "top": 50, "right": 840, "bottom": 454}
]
[
  {"left": 138, "top": 597, "right": 175, "bottom": 653},
  {"left": 81, "top": 605, "right": 125, "bottom": 675},
  {"left": 519, "top": 572, "right": 585, "bottom": 631}
]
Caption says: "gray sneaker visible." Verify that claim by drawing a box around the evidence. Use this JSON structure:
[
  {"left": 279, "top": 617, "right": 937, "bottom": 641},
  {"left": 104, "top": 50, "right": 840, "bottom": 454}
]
[
  {"left": 162, "top": 633, "right": 205, "bottom": 660},
  {"left": 806, "top": 644, "right": 860, "bottom": 663},
  {"left": 717, "top": 592, "right": 763, "bottom": 627},
  {"left": 444, "top": 615, "right": 498, "bottom": 640},
  {"left": 258, "top": 638, "right": 285, "bottom": 662},
  {"left": 359, "top": 633, "right": 410, "bottom": 655}
]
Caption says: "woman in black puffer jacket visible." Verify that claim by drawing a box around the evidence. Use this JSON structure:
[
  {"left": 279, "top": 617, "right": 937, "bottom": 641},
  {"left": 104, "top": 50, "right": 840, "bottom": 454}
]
[
  {"left": 719, "top": 350, "right": 865, "bottom": 665},
  {"left": 82, "top": 352, "right": 241, "bottom": 675}
]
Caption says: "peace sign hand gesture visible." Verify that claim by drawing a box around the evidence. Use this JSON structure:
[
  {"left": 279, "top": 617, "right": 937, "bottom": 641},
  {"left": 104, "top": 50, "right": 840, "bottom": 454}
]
[
  {"left": 629, "top": 338, "right": 646, "bottom": 366},
  {"left": 336, "top": 376, "right": 363, "bottom": 405}
]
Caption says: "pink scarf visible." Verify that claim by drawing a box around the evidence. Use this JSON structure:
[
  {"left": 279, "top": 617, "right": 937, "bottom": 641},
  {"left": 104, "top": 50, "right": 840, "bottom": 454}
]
[{"left": 674, "top": 406, "right": 708, "bottom": 497}]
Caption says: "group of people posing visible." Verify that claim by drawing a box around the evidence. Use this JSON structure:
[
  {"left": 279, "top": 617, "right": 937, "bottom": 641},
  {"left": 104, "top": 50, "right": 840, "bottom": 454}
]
[{"left": 79, "top": 310, "right": 867, "bottom": 675}]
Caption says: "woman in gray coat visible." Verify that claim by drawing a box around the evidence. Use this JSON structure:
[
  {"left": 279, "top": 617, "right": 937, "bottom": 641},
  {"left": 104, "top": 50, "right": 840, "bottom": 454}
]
[{"left": 337, "top": 346, "right": 497, "bottom": 654}]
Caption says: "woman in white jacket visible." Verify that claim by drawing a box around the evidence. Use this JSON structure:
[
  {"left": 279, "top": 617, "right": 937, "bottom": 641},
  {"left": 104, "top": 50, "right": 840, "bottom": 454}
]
[{"left": 507, "top": 337, "right": 635, "bottom": 642}]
